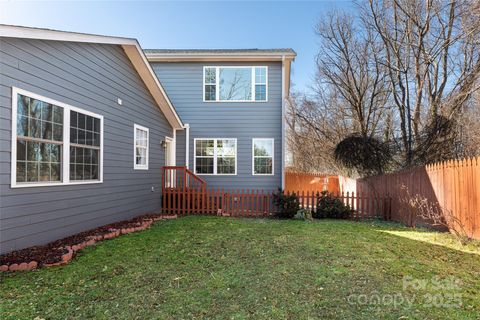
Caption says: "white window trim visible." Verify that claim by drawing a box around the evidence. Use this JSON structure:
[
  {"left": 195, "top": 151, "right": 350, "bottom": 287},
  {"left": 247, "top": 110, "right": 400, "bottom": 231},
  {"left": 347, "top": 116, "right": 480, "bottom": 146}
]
[
  {"left": 133, "top": 124, "right": 149, "bottom": 170},
  {"left": 193, "top": 138, "right": 237, "bottom": 176},
  {"left": 252, "top": 138, "right": 274, "bottom": 176},
  {"left": 10, "top": 87, "right": 104, "bottom": 188},
  {"left": 203, "top": 66, "right": 268, "bottom": 103}
]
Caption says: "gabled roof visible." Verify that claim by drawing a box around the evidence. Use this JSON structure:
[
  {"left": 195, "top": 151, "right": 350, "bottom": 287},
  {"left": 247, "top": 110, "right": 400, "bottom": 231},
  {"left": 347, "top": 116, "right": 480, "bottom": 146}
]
[
  {"left": 0, "top": 24, "right": 184, "bottom": 129},
  {"left": 145, "top": 48, "right": 296, "bottom": 62}
]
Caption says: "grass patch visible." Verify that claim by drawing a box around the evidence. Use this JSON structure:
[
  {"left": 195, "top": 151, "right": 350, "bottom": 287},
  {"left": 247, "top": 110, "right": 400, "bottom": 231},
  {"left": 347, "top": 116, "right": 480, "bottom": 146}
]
[{"left": 1, "top": 217, "right": 479, "bottom": 319}]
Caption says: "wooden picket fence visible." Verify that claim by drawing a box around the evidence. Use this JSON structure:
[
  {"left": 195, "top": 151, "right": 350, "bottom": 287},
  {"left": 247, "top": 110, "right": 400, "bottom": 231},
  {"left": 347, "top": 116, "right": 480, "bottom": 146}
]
[{"left": 162, "top": 188, "right": 392, "bottom": 220}]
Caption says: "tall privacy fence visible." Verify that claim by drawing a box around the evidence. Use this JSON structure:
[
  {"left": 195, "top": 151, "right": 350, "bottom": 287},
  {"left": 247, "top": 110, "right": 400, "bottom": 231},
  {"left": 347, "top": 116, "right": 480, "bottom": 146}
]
[
  {"left": 339, "top": 157, "right": 480, "bottom": 239},
  {"left": 284, "top": 171, "right": 339, "bottom": 194}
]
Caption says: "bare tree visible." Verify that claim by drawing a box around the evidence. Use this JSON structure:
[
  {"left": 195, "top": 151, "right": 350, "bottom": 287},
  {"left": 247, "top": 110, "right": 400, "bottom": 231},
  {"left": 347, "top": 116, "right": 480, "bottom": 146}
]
[
  {"left": 366, "top": 0, "right": 480, "bottom": 165},
  {"left": 288, "top": 0, "right": 480, "bottom": 175}
]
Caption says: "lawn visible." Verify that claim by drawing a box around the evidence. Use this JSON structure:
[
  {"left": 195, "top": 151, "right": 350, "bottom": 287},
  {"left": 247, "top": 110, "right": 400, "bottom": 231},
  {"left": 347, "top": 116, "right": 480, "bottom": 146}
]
[{"left": 1, "top": 217, "right": 479, "bottom": 319}]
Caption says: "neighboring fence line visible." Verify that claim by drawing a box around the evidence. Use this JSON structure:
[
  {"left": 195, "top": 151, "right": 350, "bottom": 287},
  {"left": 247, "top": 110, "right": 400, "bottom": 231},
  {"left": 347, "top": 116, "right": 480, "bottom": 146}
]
[
  {"left": 285, "top": 171, "right": 339, "bottom": 194},
  {"left": 162, "top": 188, "right": 391, "bottom": 220},
  {"left": 339, "top": 156, "right": 480, "bottom": 239}
]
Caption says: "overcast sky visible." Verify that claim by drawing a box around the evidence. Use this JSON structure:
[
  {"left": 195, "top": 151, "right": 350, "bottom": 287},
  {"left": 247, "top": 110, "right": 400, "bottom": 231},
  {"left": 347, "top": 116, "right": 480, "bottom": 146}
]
[{"left": 0, "top": 0, "right": 355, "bottom": 94}]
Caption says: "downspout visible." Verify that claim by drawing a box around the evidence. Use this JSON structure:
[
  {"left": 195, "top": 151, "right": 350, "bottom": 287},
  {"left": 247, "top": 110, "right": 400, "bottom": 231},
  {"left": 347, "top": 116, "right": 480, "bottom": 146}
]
[{"left": 184, "top": 123, "right": 190, "bottom": 169}]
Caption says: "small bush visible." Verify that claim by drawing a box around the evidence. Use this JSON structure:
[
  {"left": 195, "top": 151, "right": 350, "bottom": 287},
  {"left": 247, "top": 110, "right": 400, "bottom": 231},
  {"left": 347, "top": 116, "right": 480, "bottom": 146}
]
[
  {"left": 314, "top": 191, "right": 353, "bottom": 219},
  {"left": 294, "top": 209, "right": 313, "bottom": 221},
  {"left": 273, "top": 189, "right": 300, "bottom": 219}
]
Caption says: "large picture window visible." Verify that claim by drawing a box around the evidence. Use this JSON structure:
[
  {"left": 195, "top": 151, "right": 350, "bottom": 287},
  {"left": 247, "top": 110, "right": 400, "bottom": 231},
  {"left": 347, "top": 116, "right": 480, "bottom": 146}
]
[
  {"left": 11, "top": 87, "right": 103, "bottom": 187},
  {"left": 134, "top": 124, "right": 149, "bottom": 170},
  {"left": 252, "top": 138, "right": 274, "bottom": 175},
  {"left": 203, "top": 66, "right": 268, "bottom": 102},
  {"left": 194, "top": 138, "right": 236, "bottom": 175}
]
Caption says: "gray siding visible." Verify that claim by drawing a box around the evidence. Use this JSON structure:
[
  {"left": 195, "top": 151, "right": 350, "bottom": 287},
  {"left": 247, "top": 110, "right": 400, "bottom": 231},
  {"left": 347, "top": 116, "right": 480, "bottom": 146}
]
[
  {"left": 0, "top": 38, "right": 173, "bottom": 254},
  {"left": 152, "top": 62, "right": 282, "bottom": 191}
]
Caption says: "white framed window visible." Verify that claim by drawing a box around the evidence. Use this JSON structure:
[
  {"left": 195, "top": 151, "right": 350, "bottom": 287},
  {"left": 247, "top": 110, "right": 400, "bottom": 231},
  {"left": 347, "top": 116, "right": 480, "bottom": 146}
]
[
  {"left": 203, "top": 66, "right": 268, "bottom": 102},
  {"left": 194, "top": 138, "right": 237, "bottom": 175},
  {"left": 133, "top": 124, "right": 149, "bottom": 170},
  {"left": 252, "top": 138, "right": 274, "bottom": 175},
  {"left": 11, "top": 87, "right": 103, "bottom": 188}
]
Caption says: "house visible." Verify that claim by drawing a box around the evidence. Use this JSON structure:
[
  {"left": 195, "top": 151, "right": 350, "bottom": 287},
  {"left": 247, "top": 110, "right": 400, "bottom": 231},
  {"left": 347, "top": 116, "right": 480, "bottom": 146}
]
[{"left": 0, "top": 25, "right": 295, "bottom": 254}]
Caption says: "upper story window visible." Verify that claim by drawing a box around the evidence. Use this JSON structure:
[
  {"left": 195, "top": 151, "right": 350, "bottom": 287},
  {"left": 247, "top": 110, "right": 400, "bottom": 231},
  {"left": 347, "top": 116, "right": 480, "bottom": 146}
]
[
  {"left": 12, "top": 87, "right": 103, "bottom": 187},
  {"left": 134, "top": 124, "right": 149, "bottom": 170},
  {"left": 203, "top": 66, "right": 268, "bottom": 102}
]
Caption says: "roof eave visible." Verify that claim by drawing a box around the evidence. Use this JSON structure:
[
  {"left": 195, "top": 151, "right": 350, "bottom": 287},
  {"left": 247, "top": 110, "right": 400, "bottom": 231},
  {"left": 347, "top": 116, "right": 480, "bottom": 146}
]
[{"left": 146, "top": 53, "right": 296, "bottom": 62}]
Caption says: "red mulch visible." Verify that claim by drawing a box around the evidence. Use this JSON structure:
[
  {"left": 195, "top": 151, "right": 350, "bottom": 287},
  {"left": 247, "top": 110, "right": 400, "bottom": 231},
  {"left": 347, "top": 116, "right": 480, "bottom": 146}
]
[{"left": 0, "top": 213, "right": 164, "bottom": 267}]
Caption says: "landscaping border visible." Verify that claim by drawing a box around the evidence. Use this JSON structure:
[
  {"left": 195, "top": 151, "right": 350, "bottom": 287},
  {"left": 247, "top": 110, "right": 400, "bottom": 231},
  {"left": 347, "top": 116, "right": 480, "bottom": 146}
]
[{"left": 0, "top": 214, "right": 177, "bottom": 272}]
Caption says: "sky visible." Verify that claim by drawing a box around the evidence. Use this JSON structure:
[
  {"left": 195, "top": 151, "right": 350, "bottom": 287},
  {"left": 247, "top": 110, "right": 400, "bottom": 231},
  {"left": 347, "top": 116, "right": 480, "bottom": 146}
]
[{"left": 0, "top": 0, "right": 355, "bottom": 94}]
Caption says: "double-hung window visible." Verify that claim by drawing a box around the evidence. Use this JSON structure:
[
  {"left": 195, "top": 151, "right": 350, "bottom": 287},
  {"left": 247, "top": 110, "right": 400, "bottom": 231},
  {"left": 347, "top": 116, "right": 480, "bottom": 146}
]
[
  {"left": 134, "top": 124, "right": 149, "bottom": 170},
  {"left": 252, "top": 138, "right": 274, "bottom": 175},
  {"left": 203, "top": 66, "right": 268, "bottom": 102},
  {"left": 12, "top": 87, "right": 103, "bottom": 187},
  {"left": 195, "top": 138, "right": 236, "bottom": 175}
]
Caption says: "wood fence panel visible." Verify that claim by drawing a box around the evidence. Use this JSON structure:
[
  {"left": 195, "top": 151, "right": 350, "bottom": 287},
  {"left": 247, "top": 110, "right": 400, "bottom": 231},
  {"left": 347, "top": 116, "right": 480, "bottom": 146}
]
[{"left": 339, "top": 156, "right": 480, "bottom": 239}]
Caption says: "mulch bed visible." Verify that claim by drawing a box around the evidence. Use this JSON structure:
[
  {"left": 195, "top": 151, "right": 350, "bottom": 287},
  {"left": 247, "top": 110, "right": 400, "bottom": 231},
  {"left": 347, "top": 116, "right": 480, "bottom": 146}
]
[{"left": 0, "top": 213, "right": 176, "bottom": 272}]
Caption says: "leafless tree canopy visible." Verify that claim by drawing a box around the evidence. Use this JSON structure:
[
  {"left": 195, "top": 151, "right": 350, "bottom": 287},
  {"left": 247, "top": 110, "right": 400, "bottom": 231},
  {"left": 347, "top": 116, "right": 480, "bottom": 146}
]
[{"left": 288, "top": 0, "right": 480, "bottom": 176}]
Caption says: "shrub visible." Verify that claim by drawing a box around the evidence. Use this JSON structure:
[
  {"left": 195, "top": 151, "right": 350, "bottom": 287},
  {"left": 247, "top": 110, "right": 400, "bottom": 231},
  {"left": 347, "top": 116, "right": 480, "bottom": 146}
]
[
  {"left": 273, "top": 189, "right": 300, "bottom": 219},
  {"left": 294, "top": 209, "right": 313, "bottom": 221},
  {"left": 314, "top": 191, "right": 353, "bottom": 219}
]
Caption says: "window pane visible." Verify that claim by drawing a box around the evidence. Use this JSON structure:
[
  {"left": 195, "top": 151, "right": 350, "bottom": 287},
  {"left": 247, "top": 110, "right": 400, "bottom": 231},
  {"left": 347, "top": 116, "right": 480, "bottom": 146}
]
[
  {"left": 205, "top": 67, "right": 216, "bottom": 84},
  {"left": 41, "top": 103, "right": 53, "bottom": 122},
  {"left": 30, "top": 99, "right": 42, "bottom": 119},
  {"left": 195, "top": 157, "right": 214, "bottom": 174},
  {"left": 17, "top": 115, "right": 29, "bottom": 137},
  {"left": 86, "top": 117, "right": 93, "bottom": 131},
  {"left": 78, "top": 113, "right": 86, "bottom": 129},
  {"left": 205, "top": 84, "right": 216, "bottom": 101},
  {"left": 91, "top": 165, "right": 99, "bottom": 180},
  {"left": 42, "top": 121, "right": 53, "bottom": 140},
  {"left": 196, "top": 140, "right": 214, "bottom": 156},
  {"left": 51, "top": 163, "right": 61, "bottom": 181},
  {"left": 255, "top": 67, "right": 266, "bottom": 84},
  {"left": 217, "top": 157, "right": 235, "bottom": 174},
  {"left": 30, "top": 119, "right": 41, "bottom": 138},
  {"left": 70, "top": 111, "right": 78, "bottom": 128},
  {"left": 27, "top": 142, "right": 40, "bottom": 162},
  {"left": 40, "top": 163, "right": 50, "bottom": 181},
  {"left": 217, "top": 139, "right": 236, "bottom": 157},
  {"left": 255, "top": 84, "right": 266, "bottom": 101},
  {"left": 219, "top": 68, "right": 252, "bottom": 101},
  {"left": 16, "top": 161, "right": 26, "bottom": 182},
  {"left": 70, "top": 164, "right": 76, "bottom": 180},
  {"left": 94, "top": 133, "right": 101, "bottom": 147},
  {"left": 254, "top": 158, "right": 273, "bottom": 174},
  {"left": 53, "top": 106, "right": 63, "bottom": 124},
  {"left": 93, "top": 118, "right": 100, "bottom": 133},
  {"left": 26, "top": 161, "right": 39, "bottom": 182},
  {"left": 17, "top": 95, "right": 29, "bottom": 117},
  {"left": 254, "top": 139, "right": 273, "bottom": 157},
  {"left": 17, "top": 140, "right": 26, "bottom": 161}
]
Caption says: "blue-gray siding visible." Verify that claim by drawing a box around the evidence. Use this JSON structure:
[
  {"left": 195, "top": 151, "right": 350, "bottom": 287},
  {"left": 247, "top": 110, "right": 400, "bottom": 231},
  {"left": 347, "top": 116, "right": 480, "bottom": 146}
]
[
  {"left": 0, "top": 38, "right": 173, "bottom": 254},
  {"left": 152, "top": 62, "right": 283, "bottom": 190}
]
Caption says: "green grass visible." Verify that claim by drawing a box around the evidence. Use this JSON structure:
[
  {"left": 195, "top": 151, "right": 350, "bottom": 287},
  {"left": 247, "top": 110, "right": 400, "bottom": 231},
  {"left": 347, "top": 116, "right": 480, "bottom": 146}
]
[{"left": 1, "top": 217, "right": 479, "bottom": 319}]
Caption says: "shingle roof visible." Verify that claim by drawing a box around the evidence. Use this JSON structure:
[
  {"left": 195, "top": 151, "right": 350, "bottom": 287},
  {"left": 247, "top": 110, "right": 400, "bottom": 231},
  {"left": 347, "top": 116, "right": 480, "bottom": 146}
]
[{"left": 144, "top": 48, "right": 296, "bottom": 55}]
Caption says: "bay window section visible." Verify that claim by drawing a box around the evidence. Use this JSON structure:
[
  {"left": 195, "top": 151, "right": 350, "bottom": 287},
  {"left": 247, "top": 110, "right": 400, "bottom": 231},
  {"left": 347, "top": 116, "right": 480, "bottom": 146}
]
[
  {"left": 203, "top": 66, "right": 268, "bottom": 102},
  {"left": 70, "top": 111, "right": 101, "bottom": 181},
  {"left": 195, "top": 139, "right": 236, "bottom": 175},
  {"left": 12, "top": 88, "right": 103, "bottom": 187},
  {"left": 16, "top": 94, "right": 63, "bottom": 183},
  {"left": 253, "top": 138, "right": 274, "bottom": 175}
]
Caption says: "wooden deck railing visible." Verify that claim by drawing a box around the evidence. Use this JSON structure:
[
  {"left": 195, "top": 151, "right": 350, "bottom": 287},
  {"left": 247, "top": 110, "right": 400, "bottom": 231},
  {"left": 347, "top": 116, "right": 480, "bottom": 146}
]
[{"left": 162, "top": 187, "right": 391, "bottom": 220}]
